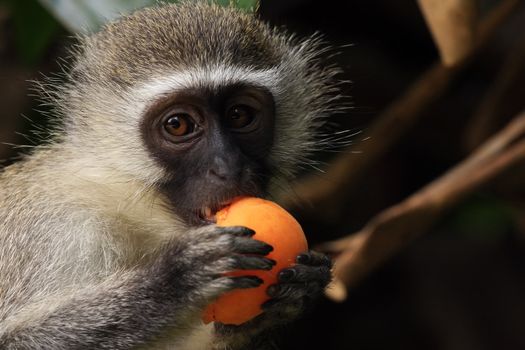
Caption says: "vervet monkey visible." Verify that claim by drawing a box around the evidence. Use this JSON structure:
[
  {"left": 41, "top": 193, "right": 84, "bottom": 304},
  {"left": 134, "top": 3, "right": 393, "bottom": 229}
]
[{"left": 0, "top": 2, "right": 340, "bottom": 349}]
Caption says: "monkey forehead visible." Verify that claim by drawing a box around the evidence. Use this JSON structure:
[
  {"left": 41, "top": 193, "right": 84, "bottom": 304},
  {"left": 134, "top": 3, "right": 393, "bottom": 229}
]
[
  {"left": 76, "top": 3, "right": 288, "bottom": 86},
  {"left": 133, "top": 66, "right": 280, "bottom": 105}
]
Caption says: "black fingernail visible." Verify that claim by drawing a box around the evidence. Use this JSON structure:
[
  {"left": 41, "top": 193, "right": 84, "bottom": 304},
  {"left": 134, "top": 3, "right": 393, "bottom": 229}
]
[
  {"left": 262, "top": 244, "right": 274, "bottom": 254},
  {"left": 296, "top": 253, "right": 310, "bottom": 264},
  {"left": 243, "top": 228, "right": 256, "bottom": 236},
  {"left": 279, "top": 269, "right": 295, "bottom": 282},
  {"left": 269, "top": 259, "right": 277, "bottom": 266}
]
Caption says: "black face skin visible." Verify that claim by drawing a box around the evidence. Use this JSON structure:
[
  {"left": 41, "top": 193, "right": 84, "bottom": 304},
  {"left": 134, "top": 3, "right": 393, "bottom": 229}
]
[{"left": 141, "top": 84, "right": 275, "bottom": 226}]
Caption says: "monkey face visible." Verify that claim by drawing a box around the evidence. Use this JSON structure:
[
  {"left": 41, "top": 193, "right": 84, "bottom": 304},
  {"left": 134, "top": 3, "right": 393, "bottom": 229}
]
[
  {"left": 141, "top": 84, "right": 275, "bottom": 226},
  {"left": 59, "top": 5, "right": 342, "bottom": 203},
  {"left": 54, "top": 4, "right": 344, "bottom": 230}
]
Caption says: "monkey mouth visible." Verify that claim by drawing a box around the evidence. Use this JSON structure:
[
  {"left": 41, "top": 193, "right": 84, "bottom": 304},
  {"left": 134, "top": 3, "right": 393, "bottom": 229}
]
[
  {"left": 198, "top": 206, "right": 215, "bottom": 224},
  {"left": 197, "top": 200, "right": 234, "bottom": 225}
]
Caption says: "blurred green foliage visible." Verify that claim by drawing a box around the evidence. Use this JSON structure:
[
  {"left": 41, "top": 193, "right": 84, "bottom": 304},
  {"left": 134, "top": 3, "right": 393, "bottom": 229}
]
[
  {"left": 4, "top": 0, "right": 61, "bottom": 66},
  {"left": 445, "top": 194, "right": 515, "bottom": 240}
]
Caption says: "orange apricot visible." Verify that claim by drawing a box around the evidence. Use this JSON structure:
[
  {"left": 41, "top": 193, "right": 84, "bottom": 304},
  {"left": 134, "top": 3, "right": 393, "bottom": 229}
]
[{"left": 202, "top": 197, "right": 308, "bottom": 325}]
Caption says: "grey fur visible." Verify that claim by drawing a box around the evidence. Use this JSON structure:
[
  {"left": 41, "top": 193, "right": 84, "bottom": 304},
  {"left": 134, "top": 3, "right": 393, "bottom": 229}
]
[{"left": 0, "top": 2, "right": 339, "bottom": 349}]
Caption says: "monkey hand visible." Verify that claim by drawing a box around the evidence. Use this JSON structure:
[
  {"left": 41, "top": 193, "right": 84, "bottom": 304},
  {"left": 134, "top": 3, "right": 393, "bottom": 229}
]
[
  {"left": 213, "top": 251, "right": 332, "bottom": 349},
  {"left": 262, "top": 250, "right": 333, "bottom": 320},
  {"left": 159, "top": 225, "right": 275, "bottom": 310}
]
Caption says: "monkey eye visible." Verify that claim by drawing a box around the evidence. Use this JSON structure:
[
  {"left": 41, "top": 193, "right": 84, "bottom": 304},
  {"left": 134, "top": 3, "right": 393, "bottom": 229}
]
[
  {"left": 224, "top": 105, "right": 255, "bottom": 129},
  {"left": 164, "top": 114, "right": 196, "bottom": 137}
]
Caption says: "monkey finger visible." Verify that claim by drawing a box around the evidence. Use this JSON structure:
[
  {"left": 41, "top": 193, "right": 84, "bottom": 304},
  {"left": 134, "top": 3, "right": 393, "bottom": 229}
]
[
  {"left": 216, "top": 226, "right": 255, "bottom": 237},
  {"left": 278, "top": 265, "right": 332, "bottom": 286},
  {"left": 266, "top": 282, "right": 323, "bottom": 300},
  {"left": 296, "top": 251, "right": 332, "bottom": 268},
  {"left": 225, "top": 276, "right": 264, "bottom": 290},
  {"left": 231, "top": 255, "right": 276, "bottom": 271},
  {"left": 230, "top": 236, "right": 273, "bottom": 255}
]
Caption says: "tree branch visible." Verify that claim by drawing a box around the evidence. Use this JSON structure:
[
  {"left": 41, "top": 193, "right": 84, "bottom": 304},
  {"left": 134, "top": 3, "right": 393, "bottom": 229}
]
[
  {"left": 321, "top": 111, "right": 525, "bottom": 302},
  {"left": 417, "top": 0, "right": 478, "bottom": 66},
  {"left": 279, "top": 0, "right": 520, "bottom": 221},
  {"left": 465, "top": 29, "right": 525, "bottom": 151}
]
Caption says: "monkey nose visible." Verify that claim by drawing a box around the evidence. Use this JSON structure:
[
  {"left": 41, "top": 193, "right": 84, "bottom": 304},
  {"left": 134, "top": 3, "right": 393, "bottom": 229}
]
[
  {"left": 208, "top": 167, "right": 227, "bottom": 181},
  {"left": 207, "top": 156, "right": 240, "bottom": 182}
]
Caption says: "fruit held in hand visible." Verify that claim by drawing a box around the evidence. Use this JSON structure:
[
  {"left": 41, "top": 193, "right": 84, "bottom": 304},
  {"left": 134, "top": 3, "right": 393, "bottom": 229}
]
[{"left": 202, "top": 197, "right": 308, "bottom": 325}]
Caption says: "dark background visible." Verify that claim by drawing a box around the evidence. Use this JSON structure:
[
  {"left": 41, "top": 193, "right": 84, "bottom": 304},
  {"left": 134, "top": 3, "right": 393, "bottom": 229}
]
[{"left": 1, "top": 1, "right": 524, "bottom": 349}]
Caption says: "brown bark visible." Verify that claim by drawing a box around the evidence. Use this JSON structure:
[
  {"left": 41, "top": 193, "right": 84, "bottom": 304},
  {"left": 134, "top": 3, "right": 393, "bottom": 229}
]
[
  {"left": 279, "top": 0, "right": 520, "bottom": 222},
  {"left": 321, "top": 111, "right": 525, "bottom": 301},
  {"left": 417, "top": 0, "right": 478, "bottom": 66}
]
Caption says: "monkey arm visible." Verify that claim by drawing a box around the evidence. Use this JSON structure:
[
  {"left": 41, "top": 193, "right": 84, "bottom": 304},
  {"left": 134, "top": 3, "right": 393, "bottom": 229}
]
[
  {"left": 0, "top": 225, "right": 273, "bottom": 350},
  {"left": 0, "top": 269, "right": 190, "bottom": 350}
]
